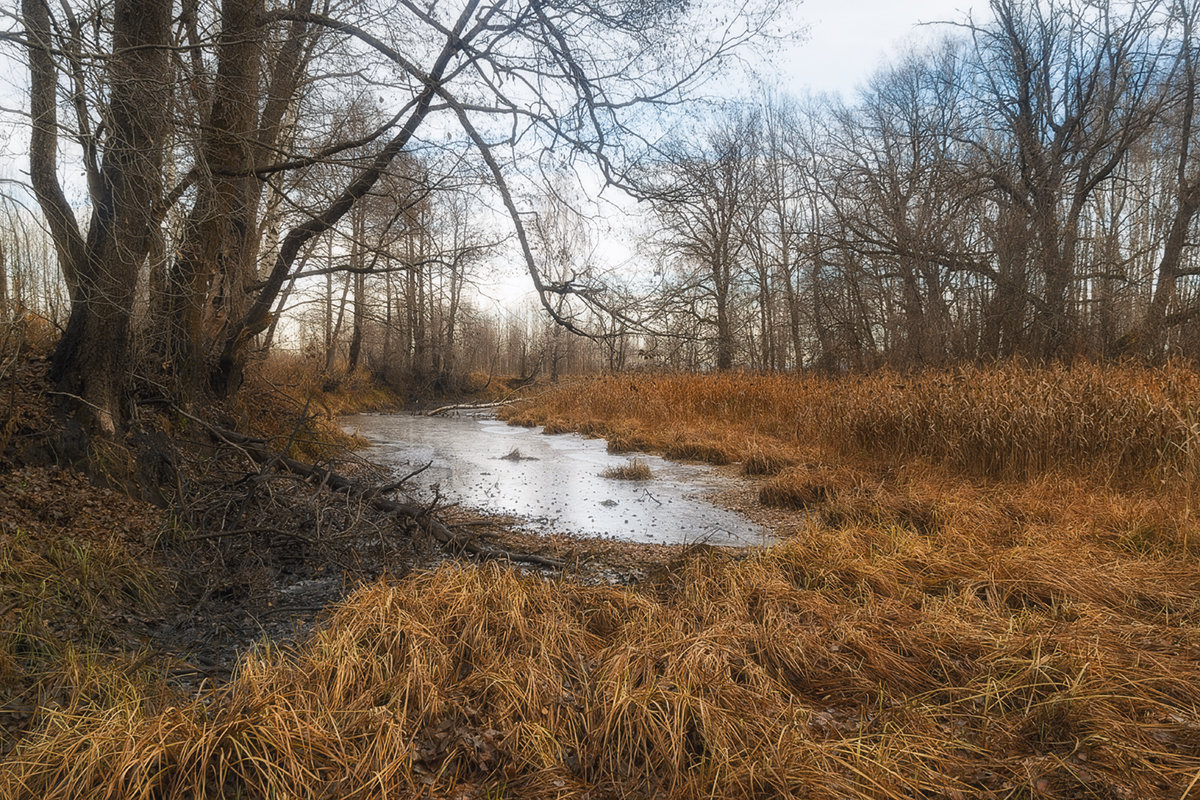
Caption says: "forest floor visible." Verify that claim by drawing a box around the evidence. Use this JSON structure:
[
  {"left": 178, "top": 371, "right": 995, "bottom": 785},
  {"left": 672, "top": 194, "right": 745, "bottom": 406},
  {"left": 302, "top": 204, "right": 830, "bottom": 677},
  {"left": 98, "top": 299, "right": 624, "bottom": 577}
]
[{"left": 2, "top": 348, "right": 1200, "bottom": 799}]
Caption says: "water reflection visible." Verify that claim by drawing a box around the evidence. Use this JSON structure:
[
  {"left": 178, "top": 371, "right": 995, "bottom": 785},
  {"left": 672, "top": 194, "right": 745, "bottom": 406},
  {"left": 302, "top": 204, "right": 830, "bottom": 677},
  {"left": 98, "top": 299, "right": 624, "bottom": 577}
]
[{"left": 343, "top": 412, "right": 767, "bottom": 547}]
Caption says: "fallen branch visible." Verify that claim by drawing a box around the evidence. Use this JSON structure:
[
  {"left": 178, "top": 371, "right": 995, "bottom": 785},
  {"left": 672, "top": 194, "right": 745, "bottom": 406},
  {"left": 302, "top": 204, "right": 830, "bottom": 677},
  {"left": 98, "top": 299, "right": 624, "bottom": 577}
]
[
  {"left": 425, "top": 400, "right": 517, "bottom": 417},
  {"left": 187, "top": 411, "right": 562, "bottom": 569}
]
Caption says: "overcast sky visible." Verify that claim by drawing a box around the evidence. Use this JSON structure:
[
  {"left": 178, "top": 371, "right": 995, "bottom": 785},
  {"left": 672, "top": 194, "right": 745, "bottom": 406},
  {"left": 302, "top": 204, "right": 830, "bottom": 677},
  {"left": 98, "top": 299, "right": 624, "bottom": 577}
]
[{"left": 777, "top": 0, "right": 978, "bottom": 96}]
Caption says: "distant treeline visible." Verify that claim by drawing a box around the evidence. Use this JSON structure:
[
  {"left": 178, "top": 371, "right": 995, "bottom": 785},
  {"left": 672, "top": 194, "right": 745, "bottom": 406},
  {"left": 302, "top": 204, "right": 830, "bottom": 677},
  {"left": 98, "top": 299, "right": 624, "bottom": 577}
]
[{"left": 628, "top": 0, "right": 1200, "bottom": 371}]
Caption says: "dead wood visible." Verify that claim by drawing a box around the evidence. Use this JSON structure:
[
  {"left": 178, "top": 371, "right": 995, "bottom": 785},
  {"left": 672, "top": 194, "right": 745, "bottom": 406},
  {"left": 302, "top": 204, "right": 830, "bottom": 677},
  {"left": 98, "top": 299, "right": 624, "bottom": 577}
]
[
  {"left": 187, "top": 411, "right": 562, "bottom": 569},
  {"left": 424, "top": 400, "right": 517, "bottom": 417}
]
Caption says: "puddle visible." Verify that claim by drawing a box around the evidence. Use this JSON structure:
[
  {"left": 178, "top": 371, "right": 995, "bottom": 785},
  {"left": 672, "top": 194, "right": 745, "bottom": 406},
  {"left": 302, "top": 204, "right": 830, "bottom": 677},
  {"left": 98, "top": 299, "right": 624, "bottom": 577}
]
[{"left": 343, "top": 412, "right": 768, "bottom": 547}]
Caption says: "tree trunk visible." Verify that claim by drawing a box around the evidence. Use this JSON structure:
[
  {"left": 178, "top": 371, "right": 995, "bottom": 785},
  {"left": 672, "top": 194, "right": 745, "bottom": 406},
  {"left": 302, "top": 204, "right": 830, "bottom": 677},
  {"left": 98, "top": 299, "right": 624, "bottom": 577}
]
[
  {"left": 21, "top": 0, "right": 86, "bottom": 299},
  {"left": 347, "top": 268, "right": 366, "bottom": 373},
  {"left": 43, "top": 0, "right": 172, "bottom": 435},
  {"left": 168, "top": 0, "right": 264, "bottom": 397},
  {"left": 325, "top": 273, "right": 351, "bottom": 375},
  {"left": 213, "top": 5, "right": 475, "bottom": 395},
  {"left": 0, "top": 234, "right": 8, "bottom": 313},
  {"left": 1142, "top": 188, "right": 1200, "bottom": 359}
]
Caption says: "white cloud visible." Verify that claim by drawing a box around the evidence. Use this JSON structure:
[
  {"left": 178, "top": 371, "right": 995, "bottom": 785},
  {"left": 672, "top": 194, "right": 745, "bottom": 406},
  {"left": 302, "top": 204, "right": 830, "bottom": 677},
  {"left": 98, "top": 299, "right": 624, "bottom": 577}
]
[{"left": 777, "top": 0, "right": 977, "bottom": 96}]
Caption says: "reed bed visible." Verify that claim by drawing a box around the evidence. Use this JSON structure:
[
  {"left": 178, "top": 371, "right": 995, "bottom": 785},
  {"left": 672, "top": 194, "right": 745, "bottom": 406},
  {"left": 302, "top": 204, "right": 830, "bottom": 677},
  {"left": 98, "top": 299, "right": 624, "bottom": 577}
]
[{"left": 503, "top": 363, "right": 1200, "bottom": 485}]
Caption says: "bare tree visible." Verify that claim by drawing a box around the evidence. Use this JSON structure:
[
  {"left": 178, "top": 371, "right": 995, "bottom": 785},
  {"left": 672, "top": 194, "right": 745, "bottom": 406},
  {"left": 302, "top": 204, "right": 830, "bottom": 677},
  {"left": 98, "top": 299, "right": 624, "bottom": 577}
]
[
  {"left": 1138, "top": 0, "right": 1200, "bottom": 357},
  {"left": 651, "top": 112, "right": 761, "bottom": 370},
  {"left": 965, "top": 0, "right": 1169, "bottom": 358},
  {"left": 12, "top": 0, "right": 783, "bottom": 433},
  {"left": 23, "top": 0, "right": 173, "bottom": 435}
]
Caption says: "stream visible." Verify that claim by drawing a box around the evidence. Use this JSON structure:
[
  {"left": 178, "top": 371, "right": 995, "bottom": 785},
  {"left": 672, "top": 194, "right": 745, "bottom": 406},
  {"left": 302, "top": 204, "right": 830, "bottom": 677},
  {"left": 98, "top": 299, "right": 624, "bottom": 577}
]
[{"left": 342, "top": 412, "right": 767, "bottom": 547}]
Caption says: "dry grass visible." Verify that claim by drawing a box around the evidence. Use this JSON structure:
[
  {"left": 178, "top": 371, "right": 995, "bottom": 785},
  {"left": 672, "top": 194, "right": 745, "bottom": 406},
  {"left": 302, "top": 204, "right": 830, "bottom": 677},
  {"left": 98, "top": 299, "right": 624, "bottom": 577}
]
[
  {"left": 5, "top": 364, "right": 1200, "bottom": 798},
  {"left": 229, "top": 353, "right": 404, "bottom": 460},
  {"left": 741, "top": 439, "right": 798, "bottom": 476},
  {"left": 0, "top": 468, "right": 168, "bottom": 753},
  {"left": 4, "top": 515, "right": 1199, "bottom": 798},
  {"left": 601, "top": 458, "right": 653, "bottom": 481},
  {"left": 760, "top": 463, "right": 860, "bottom": 508},
  {"left": 503, "top": 364, "right": 1200, "bottom": 485}
]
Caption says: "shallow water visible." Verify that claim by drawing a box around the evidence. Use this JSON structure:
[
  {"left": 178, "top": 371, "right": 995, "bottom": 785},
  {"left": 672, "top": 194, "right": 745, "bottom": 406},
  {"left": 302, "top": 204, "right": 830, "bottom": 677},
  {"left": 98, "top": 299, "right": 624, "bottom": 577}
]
[{"left": 343, "top": 412, "right": 767, "bottom": 547}]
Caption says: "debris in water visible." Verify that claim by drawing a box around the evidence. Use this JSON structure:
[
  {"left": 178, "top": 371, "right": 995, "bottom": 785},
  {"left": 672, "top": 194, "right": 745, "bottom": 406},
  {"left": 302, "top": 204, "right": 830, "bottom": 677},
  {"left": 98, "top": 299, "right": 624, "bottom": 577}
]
[{"left": 499, "top": 448, "right": 538, "bottom": 461}]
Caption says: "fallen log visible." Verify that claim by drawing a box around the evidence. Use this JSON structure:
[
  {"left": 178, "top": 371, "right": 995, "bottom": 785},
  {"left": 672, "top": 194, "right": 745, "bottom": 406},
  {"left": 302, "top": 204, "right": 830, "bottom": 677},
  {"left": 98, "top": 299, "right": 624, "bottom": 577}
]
[
  {"left": 424, "top": 400, "right": 517, "bottom": 417},
  {"left": 185, "top": 410, "right": 563, "bottom": 569}
]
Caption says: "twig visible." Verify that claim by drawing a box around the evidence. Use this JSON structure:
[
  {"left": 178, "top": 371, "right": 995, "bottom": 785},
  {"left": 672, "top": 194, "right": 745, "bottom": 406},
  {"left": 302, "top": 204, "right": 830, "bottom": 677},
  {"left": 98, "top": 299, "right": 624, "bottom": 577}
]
[
  {"left": 183, "top": 409, "right": 563, "bottom": 569},
  {"left": 182, "top": 526, "right": 313, "bottom": 544},
  {"left": 372, "top": 460, "right": 433, "bottom": 494}
]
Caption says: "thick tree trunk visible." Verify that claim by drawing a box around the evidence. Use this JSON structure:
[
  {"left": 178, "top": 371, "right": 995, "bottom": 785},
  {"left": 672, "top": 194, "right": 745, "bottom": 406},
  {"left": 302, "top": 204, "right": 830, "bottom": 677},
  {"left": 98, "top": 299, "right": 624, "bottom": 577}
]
[
  {"left": 168, "top": 0, "right": 264, "bottom": 397},
  {"left": 21, "top": 0, "right": 86, "bottom": 298},
  {"left": 44, "top": 0, "right": 172, "bottom": 435},
  {"left": 213, "top": 4, "right": 476, "bottom": 395}
]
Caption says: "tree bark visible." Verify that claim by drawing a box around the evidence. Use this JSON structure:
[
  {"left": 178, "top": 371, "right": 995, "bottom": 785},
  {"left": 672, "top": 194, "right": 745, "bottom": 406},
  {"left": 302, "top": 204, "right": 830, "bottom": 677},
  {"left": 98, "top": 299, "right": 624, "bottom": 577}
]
[
  {"left": 41, "top": 0, "right": 172, "bottom": 435},
  {"left": 168, "top": 0, "right": 264, "bottom": 397},
  {"left": 21, "top": 0, "right": 86, "bottom": 298}
]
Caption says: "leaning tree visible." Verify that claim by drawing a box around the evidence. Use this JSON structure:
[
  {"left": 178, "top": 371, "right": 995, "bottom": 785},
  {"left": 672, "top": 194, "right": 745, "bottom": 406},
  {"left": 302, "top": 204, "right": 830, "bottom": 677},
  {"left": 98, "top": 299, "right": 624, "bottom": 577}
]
[{"left": 12, "top": 0, "right": 785, "bottom": 434}]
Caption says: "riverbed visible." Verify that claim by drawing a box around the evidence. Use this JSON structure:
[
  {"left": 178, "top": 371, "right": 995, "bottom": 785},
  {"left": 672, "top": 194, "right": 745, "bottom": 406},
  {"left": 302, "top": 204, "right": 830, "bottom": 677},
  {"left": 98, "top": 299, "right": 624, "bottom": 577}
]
[{"left": 342, "top": 412, "right": 767, "bottom": 547}]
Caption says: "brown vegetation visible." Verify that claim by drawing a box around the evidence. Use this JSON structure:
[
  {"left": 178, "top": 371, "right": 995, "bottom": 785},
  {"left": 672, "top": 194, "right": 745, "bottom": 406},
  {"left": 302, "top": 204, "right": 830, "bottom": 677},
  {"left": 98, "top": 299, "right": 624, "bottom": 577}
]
[
  {"left": 0, "top": 467, "right": 167, "bottom": 755},
  {"left": 601, "top": 458, "right": 653, "bottom": 481},
  {"left": 4, "top": 515, "right": 1199, "bottom": 798},
  {"left": 227, "top": 352, "right": 405, "bottom": 460},
  {"left": 503, "top": 364, "right": 1200, "bottom": 484},
  {"left": 4, "top": 362, "right": 1200, "bottom": 798},
  {"left": 0, "top": 343, "right": 415, "bottom": 755}
]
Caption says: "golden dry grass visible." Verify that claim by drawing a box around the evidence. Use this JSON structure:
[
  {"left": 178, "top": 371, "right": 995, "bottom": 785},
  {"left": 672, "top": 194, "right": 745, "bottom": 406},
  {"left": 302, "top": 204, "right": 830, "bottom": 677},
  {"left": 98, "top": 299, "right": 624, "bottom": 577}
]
[
  {"left": 5, "top": 364, "right": 1200, "bottom": 798},
  {"left": 4, "top": 515, "right": 1199, "bottom": 798},
  {"left": 601, "top": 458, "right": 653, "bottom": 481},
  {"left": 503, "top": 363, "right": 1200, "bottom": 485},
  {"left": 0, "top": 468, "right": 168, "bottom": 753}
]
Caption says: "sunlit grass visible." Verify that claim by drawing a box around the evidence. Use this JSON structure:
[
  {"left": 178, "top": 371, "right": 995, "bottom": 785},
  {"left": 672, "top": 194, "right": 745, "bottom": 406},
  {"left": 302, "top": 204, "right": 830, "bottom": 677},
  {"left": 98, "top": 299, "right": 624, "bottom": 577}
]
[
  {"left": 5, "top": 364, "right": 1200, "bottom": 798},
  {"left": 503, "top": 363, "right": 1200, "bottom": 486}
]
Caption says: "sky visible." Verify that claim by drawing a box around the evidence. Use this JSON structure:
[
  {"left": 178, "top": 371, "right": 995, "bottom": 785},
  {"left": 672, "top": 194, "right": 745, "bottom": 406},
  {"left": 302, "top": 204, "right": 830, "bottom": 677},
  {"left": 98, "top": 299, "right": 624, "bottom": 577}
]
[
  {"left": 479, "top": 0, "right": 986, "bottom": 313},
  {"left": 776, "top": 0, "right": 978, "bottom": 96}
]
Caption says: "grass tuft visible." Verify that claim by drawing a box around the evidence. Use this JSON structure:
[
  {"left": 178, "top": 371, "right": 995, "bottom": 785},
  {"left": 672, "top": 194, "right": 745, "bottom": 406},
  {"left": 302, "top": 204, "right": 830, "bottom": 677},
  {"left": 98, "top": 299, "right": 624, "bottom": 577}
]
[
  {"left": 741, "top": 441, "right": 797, "bottom": 476},
  {"left": 601, "top": 459, "right": 652, "bottom": 481}
]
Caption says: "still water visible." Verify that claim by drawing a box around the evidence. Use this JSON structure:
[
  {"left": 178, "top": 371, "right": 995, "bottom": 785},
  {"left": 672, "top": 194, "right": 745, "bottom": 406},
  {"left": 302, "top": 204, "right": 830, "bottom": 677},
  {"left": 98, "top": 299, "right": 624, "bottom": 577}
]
[{"left": 343, "top": 412, "right": 766, "bottom": 547}]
